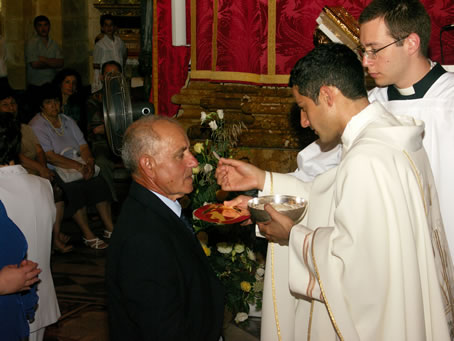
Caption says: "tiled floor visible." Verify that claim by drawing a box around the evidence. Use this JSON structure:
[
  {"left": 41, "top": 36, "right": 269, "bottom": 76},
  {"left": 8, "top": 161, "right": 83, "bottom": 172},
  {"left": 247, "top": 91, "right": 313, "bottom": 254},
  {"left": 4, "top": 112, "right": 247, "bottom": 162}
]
[{"left": 43, "top": 183, "right": 260, "bottom": 341}]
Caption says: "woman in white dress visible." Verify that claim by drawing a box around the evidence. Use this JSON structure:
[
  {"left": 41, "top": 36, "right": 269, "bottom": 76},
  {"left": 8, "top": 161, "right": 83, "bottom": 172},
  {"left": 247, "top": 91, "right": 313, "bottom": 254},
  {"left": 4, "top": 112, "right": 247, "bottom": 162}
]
[{"left": 0, "top": 112, "right": 60, "bottom": 341}]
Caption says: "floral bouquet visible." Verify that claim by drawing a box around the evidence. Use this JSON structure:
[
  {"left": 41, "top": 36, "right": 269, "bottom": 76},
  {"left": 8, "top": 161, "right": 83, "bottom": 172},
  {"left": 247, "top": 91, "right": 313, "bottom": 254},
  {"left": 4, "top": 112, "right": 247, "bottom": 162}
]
[
  {"left": 189, "top": 110, "right": 264, "bottom": 324},
  {"left": 198, "top": 232, "right": 265, "bottom": 324},
  {"left": 190, "top": 109, "right": 244, "bottom": 215}
]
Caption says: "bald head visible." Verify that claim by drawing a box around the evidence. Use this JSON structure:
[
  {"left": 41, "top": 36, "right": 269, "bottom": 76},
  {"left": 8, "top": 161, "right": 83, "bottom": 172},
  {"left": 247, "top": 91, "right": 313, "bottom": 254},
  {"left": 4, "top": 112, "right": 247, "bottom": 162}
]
[{"left": 121, "top": 116, "right": 182, "bottom": 175}]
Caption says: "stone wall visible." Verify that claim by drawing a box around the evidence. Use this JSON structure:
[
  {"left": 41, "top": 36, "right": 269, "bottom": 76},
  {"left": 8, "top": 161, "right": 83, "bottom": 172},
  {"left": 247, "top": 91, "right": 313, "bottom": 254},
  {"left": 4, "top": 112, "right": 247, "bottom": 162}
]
[{"left": 174, "top": 81, "right": 317, "bottom": 173}]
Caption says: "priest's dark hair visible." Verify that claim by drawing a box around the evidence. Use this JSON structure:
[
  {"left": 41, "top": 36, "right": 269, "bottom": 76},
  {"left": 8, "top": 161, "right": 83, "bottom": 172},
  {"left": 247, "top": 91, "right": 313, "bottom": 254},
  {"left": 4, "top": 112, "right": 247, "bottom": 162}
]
[
  {"left": 359, "top": 0, "right": 431, "bottom": 57},
  {"left": 0, "top": 112, "right": 21, "bottom": 165},
  {"left": 288, "top": 43, "right": 367, "bottom": 104}
]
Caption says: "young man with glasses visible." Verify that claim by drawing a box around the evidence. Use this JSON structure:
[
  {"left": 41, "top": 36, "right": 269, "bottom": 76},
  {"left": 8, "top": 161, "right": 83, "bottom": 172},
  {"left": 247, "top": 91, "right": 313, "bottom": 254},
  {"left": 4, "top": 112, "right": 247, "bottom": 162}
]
[
  {"left": 361, "top": 0, "right": 454, "bottom": 261},
  {"left": 292, "top": 0, "right": 454, "bottom": 263}
]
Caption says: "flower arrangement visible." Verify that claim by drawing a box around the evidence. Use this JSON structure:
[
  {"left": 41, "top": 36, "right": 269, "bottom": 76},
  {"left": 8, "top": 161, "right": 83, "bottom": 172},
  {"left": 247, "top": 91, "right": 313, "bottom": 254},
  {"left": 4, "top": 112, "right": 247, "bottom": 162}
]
[
  {"left": 191, "top": 109, "right": 244, "bottom": 211},
  {"left": 190, "top": 110, "right": 264, "bottom": 324},
  {"left": 197, "top": 231, "right": 265, "bottom": 324}
]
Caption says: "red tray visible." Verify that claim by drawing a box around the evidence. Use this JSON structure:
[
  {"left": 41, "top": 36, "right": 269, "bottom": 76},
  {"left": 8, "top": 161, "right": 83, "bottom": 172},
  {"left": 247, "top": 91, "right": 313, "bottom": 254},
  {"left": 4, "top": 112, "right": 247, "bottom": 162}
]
[{"left": 193, "top": 203, "right": 250, "bottom": 224}]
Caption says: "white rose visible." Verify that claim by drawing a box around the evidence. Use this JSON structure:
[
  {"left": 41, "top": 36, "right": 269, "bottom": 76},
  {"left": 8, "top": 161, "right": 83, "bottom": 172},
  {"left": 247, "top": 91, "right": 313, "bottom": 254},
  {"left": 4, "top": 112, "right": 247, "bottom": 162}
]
[
  {"left": 217, "top": 109, "right": 224, "bottom": 119},
  {"left": 246, "top": 249, "right": 256, "bottom": 261},
  {"left": 192, "top": 166, "right": 200, "bottom": 174},
  {"left": 253, "top": 280, "right": 264, "bottom": 292},
  {"left": 200, "top": 111, "right": 207, "bottom": 123},
  {"left": 203, "top": 163, "right": 214, "bottom": 174},
  {"left": 234, "top": 312, "right": 249, "bottom": 323},
  {"left": 209, "top": 120, "right": 218, "bottom": 131},
  {"left": 217, "top": 242, "right": 233, "bottom": 254},
  {"left": 233, "top": 243, "right": 245, "bottom": 253},
  {"left": 255, "top": 267, "right": 265, "bottom": 280}
]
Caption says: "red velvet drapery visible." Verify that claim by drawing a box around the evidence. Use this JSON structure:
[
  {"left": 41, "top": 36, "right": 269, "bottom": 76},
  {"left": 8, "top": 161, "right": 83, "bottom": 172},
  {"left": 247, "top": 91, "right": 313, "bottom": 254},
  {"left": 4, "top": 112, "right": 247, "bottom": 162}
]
[
  {"left": 150, "top": 0, "right": 191, "bottom": 117},
  {"left": 151, "top": 0, "right": 454, "bottom": 116}
]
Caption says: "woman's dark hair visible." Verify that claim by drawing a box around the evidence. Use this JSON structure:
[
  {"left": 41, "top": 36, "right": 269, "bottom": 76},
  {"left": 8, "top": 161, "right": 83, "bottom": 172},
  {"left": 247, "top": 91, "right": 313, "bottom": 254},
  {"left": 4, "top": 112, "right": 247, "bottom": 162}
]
[
  {"left": 38, "top": 83, "right": 61, "bottom": 108},
  {"left": 52, "top": 68, "right": 82, "bottom": 94},
  {"left": 0, "top": 85, "right": 15, "bottom": 102},
  {"left": 0, "top": 112, "right": 21, "bottom": 165}
]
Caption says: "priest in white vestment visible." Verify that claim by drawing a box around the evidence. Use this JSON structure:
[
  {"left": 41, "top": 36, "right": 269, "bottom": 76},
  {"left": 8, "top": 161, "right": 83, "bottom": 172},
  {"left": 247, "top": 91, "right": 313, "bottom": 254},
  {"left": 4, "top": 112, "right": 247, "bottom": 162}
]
[
  {"left": 292, "top": 0, "right": 454, "bottom": 265},
  {"left": 216, "top": 43, "right": 454, "bottom": 340}
]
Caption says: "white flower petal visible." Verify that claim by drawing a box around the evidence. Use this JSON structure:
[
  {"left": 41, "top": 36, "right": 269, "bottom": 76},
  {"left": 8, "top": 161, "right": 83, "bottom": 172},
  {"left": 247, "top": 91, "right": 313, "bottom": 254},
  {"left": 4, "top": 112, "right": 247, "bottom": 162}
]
[
  {"left": 203, "top": 163, "right": 214, "bottom": 173},
  {"left": 209, "top": 120, "right": 218, "bottom": 131},
  {"left": 234, "top": 243, "right": 245, "bottom": 253},
  {"left": 217, "top": 242, "right": 233, "bottom": 254},
  {"left": 234, "top": 312, "right": 249, "bottom": 323},
  {"left": 200, "top": 111, "right": 207, "bottom": 123}
]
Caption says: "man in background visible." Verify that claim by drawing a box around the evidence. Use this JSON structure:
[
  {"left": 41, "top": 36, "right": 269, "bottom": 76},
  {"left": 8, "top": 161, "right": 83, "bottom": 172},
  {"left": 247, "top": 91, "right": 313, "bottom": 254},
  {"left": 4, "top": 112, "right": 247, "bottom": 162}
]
[
  {"left": 25, "top": 15, "right": 64, "bottom": 115},
  {"left": 106, "top": 116, "right": 224, "bottom": 340},
  {"left": 25, "top": 15, "right": 63, "bottom": 88},
  {"left": 92, "top": 14, "right": 127, "bottom": 93},
  {"left": 86, "top": 60, "right": 122, "bottom": 201}
]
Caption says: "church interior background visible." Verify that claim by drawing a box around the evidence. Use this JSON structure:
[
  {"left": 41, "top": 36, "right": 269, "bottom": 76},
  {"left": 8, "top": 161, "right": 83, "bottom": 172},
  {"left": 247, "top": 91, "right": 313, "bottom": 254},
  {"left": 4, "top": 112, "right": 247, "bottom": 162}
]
[{"left": 0, "top": 0, "right": 453, "bottom": 340}]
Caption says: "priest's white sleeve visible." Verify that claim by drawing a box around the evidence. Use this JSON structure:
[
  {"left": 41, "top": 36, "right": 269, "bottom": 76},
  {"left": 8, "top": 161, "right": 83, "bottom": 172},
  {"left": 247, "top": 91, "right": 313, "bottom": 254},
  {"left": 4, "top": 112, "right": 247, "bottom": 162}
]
[{"left": 288, "top": 141, "right": 342, "bottom": 182}]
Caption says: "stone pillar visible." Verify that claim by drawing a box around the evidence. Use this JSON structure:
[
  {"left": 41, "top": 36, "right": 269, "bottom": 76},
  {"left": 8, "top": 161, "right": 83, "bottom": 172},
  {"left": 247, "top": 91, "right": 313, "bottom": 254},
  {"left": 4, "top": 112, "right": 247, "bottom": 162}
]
[{"left": 61, "top": 1, "right": 89, "bottom": 85}]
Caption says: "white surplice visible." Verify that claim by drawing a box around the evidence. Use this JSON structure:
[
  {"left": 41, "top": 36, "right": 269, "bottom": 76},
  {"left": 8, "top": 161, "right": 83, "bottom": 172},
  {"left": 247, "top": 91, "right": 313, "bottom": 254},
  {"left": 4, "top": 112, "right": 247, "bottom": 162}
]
[
  {"left": 260, "top": 102, "right": 454, "bottom": 340},
  {"left": 0, "top": 165, "right": 60, "bottom": 340}
]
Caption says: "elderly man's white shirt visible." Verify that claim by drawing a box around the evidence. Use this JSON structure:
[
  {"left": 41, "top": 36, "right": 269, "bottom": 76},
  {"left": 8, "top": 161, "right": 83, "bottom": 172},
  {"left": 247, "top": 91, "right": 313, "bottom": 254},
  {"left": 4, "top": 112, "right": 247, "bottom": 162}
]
[{"left": 260, "top": 102, "right": 454, "bottom": 340}]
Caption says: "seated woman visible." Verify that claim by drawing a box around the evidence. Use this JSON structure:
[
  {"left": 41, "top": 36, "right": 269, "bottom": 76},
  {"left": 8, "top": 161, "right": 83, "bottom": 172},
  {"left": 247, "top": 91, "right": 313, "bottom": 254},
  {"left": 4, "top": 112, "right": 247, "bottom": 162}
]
[
  {"left": 52, "top": 68, "right": 86, "bottom": 135},
  {"left": 0, "top": 88, "right": 71, "bottom": 253},
  {"left": 29, "top": 84, "right": 114, "bottom": 250},
  {"left": 0, "top": 112, "right": 59, "bottom": 341}
]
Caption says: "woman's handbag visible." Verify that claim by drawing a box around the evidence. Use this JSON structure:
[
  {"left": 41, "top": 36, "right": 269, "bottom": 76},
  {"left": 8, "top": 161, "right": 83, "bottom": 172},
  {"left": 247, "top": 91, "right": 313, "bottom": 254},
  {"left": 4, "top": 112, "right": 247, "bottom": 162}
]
[{"left": 54, "top": 147, "right": 100, "bottom": 183}]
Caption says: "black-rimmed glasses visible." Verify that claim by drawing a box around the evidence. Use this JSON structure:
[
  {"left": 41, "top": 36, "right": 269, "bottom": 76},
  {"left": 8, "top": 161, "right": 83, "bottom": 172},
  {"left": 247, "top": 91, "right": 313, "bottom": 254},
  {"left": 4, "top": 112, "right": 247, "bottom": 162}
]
[{"left": 357, "top": 35, "right": 409, "bottom": 60}]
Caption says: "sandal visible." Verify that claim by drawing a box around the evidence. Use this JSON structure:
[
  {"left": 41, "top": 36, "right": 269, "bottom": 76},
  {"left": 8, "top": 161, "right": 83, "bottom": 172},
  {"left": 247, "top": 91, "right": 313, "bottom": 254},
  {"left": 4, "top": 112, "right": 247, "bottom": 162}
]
[
  {"left": 83, "top": 237, "right": 108, "bottom": 250},
  {"left": 103, "top": 230, "right": 113, "bottom": 239}
]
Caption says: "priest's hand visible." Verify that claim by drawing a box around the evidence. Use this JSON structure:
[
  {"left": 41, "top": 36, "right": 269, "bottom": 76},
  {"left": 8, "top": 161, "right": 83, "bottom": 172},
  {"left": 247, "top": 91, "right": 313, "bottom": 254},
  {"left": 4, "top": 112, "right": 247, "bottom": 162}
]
[
  {"left": 215, "top": 157, "right": 266, "bottom": 191},
  {"left": 258, "top": 204, "right": 294, "bottom": 245}
]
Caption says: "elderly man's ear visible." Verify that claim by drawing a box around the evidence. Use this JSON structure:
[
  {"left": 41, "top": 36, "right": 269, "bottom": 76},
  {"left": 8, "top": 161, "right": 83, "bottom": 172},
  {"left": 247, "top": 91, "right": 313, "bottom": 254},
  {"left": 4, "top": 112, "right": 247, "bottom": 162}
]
[{"left": 138, "top": 154, "right": 157, "bottom": 178}]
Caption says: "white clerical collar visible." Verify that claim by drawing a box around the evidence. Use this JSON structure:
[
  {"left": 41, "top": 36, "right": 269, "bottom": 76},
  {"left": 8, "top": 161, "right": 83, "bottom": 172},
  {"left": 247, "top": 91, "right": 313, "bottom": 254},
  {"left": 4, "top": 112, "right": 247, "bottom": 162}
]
[
  {"left": 341, "top": 101, "right": 383, "bottom": 150},
  {"left": 392, "top": 60, "right": 437, "bottom": 97},
  {"left": 150, "top": 190, "right": 182, "bottom": 217},
  {"left": 395, "top": 86, "right": 415, "bottom": 96}
]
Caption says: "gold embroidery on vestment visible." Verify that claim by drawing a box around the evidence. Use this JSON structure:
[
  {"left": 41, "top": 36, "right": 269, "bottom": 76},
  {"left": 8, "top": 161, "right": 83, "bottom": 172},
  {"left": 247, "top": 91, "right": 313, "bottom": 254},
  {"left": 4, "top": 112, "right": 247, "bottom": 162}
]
[
  {"left": 311, "top": 228, "right": 344, "bottom": 340},
  {"left": 270, "top": 243, "right": 283, "bottom": 341}
]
